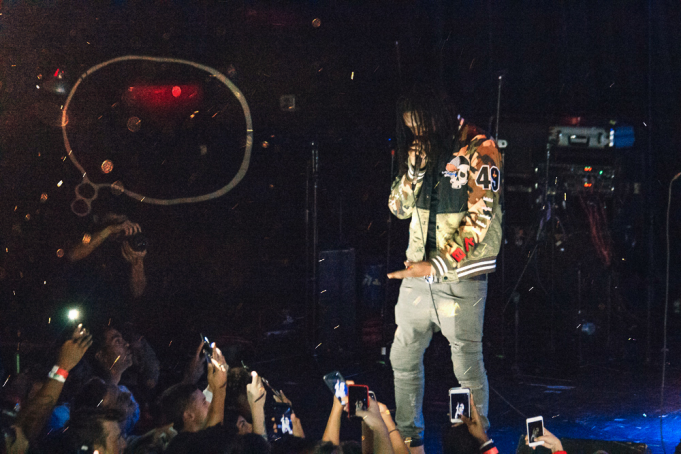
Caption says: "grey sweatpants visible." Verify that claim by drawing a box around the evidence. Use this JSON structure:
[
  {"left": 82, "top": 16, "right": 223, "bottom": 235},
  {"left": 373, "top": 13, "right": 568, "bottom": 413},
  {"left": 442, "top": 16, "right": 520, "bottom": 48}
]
[{"left": 390, "top": 276, "right": 489, "bottom": 442}]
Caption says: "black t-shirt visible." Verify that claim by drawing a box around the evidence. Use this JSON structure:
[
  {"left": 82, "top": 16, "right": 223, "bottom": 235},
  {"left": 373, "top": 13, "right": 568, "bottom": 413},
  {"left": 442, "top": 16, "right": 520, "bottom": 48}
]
[{"left": 165, "top": 425, "right": 236, "bottom": 454}]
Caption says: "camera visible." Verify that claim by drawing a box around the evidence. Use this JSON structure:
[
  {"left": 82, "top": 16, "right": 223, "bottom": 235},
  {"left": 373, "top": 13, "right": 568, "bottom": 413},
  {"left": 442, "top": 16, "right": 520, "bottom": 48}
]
[{"left": 126, "top": 233, "right": 148, "bottom": 252}]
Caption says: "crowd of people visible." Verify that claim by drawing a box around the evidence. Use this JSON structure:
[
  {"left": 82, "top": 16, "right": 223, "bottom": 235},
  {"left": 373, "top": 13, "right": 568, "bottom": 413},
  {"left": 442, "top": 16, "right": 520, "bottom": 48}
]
[{"left": 0, "top": 324, "right": 567, "bottom": 454}]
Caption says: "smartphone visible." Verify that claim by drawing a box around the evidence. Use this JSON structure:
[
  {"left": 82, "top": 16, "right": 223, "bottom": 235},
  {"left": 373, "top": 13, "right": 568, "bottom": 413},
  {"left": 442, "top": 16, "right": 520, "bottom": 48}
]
[
  {"left": 200, "top": 334, "right": 213, "bottom": 362},
  {"left": 261, "top": 376, "right": 282, "bottom": 400},
  {"left": 449, "top": 387, "right": 471, "bottom": 423},
  {"left": 269, "top": 402, "right": 293, "bottom": 441},
  {"left": 527, "top": 416, "right": 544, "bottom": 446},
  {"left": 347, "top": 384, "right": 370, "bottom": 417},
  {"left": 323, "top": 371, "right": 348, "bottom": 404}
]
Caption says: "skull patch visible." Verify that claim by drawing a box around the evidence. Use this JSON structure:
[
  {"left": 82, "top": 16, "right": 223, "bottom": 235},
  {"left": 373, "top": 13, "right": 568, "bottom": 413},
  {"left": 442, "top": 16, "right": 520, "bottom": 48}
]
[{"left": 442, "top": 155, "right": 470, "bottom": 189}]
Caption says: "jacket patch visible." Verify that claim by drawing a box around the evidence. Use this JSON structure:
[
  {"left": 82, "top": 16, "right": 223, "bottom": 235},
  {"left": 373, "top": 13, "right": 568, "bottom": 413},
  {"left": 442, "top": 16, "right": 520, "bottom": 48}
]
[{"left": 442, "top": 156, "right": 470, "bottom": 189}]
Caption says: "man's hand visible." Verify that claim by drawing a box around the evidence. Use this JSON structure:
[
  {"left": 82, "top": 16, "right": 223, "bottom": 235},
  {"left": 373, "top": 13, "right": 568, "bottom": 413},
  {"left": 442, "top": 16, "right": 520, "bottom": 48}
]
[
  {"left": 206, "top": 345, "right": 228, "bottom": 390},
  {"left": 387, "top": 261, "right": 434, "bottom": 280},
  {"left": 57, "top": 324, "right": 92, "bottom": 372},
  {"left": 273, "top": 390, "right": 292, "bottom": 406},
  {"left": 183, "top": 342, "right": 206, "bottom": 385},
  {"left": 355, "top": 396, "right": 386, "bottom": 432},
  {"left": 460, "top": 394, "right": 488, "bottom": 445},
  {"left": 408, "top": 142, "right": 428, "bottom": 169},
  {"left": 122, "top": 241, "right": 147, "bottom": 264},
  {"left": 247, "top": 371, "right": 267, "bottom": 410},
  {"left": 377, "top": 401, "right": 395, "bottom": 430},
  {"left": 107, "top": 220, "right": 141, "bottom": 237},
  {"left": 5, "top": 425, "right": 28, "bottom": 454},
  {"left": 527, "top": 427, "right": 563, "bottom": 453}
]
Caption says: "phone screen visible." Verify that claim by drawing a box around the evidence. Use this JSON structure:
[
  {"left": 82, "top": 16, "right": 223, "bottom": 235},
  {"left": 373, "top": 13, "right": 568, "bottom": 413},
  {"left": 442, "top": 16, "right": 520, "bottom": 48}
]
[
  {"left": 269, "top": 403, "right": 293, "bottom": 441},
  {"left": 323, "top": 371, "right": 347, "bottom": 404},
  {"left": 200, "top": 334, "right": 213, "bottom": 362},
  {"left": 449, "top": 388, "right": 471, "bottom": 423},
  {"left": 347, "top": 384, "right": 369, "bottom": 417},
  {"left": 527, "top": 417, "right": 544, "bottom": 446}
]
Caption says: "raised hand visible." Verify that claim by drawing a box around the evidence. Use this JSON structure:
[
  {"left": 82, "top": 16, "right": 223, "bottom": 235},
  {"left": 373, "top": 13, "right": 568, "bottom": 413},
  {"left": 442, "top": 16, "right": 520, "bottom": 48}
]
[
  {"left": 529, "top": 427, "right": 563, "bottom": 453},
  {"left": 273, "top": 389, "right": 292, "bottom": 406},
  {"left": 108, "top": 220, "right": 141, "bottom": 237},
  {"left": 207, "top": 344, "right": 227, "bottom": 390},
  {"left": 461, "top": 394, "right": 488, "bottom": 445},
  {"left": 355, "top": 395, "right": 385, "bottom": 431},
  {"left": 57, "top": 324, "right": 92, "bottom": 372},
  {"left": 121, "top": 241, "right": 147, "bottom": 264},
  {"left": 247, "top": 371, "right": 266, "bottom": 409}
]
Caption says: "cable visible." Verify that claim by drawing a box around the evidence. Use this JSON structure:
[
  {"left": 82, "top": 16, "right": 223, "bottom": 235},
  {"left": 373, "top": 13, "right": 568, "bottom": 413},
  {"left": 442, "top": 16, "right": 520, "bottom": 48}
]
[
  {"left": 660, "top": 171, "right": 680, "bottom": 452},
  {"left": 489, "top": 384, "right": 527, "bottom": 419}
]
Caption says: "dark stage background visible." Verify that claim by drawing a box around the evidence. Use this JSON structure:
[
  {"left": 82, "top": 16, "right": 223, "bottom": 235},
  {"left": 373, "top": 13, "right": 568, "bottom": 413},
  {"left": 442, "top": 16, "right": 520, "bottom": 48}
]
[{"left": 2, "top": 0, "right": 681, "bottom": 420}]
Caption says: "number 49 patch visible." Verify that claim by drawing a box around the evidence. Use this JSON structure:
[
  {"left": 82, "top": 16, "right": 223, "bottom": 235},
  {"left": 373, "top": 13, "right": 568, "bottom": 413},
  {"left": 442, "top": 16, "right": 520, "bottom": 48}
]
[{"left": 474, "top": 165, "right": 500, "bottom": 192}]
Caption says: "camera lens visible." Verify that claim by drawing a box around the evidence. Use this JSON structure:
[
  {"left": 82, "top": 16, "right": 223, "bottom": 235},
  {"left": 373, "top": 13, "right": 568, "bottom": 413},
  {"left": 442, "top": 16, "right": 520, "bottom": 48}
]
[{"left": 127, "top": 233, "right": 148, "bottom": 252}]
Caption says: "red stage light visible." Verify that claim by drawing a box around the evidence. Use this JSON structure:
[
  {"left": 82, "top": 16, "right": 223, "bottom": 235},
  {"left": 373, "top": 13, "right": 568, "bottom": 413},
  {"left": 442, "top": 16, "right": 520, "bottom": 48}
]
[{"left": 123, "top": 84, "right": 203, "bottom": 114}]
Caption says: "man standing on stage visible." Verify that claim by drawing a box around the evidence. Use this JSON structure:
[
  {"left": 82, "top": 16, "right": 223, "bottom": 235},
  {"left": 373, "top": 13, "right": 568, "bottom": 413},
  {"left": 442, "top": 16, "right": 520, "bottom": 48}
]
[{"left": 387, "top": 86, "right": 503, "bottom": 451}]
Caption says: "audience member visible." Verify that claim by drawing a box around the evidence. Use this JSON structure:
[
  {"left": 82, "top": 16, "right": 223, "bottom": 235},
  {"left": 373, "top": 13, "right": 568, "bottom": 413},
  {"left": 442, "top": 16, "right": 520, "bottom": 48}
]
[{"left": 162, "top": 344, "right": 230, "bottom": 454}]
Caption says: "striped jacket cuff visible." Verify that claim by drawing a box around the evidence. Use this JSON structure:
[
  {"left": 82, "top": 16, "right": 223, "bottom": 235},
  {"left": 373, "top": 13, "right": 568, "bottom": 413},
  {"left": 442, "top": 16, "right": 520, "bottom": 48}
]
[
  {"left": 457, "top": 258, "right": 497, "bottom": 279},
  {"left": 407, "top": 163, "right": 426, "bottom": 183},
  {"left": 429, "top": 256, "right": 449, "bottom": 277}
]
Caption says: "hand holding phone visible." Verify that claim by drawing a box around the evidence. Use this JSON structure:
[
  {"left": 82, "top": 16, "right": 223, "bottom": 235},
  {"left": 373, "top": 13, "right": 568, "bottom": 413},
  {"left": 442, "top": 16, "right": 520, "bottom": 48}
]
[
  {"left": 200, "top": 334, "right": 213, "bottom": 363},
  {"left": 449, "top": 387, "right": 471, "bottom": 424},
  {"left": 526, "top": 416, "right": 545, "bottom": 447},
  {"left": 268, "top": 402, "right": 293, "bottom": 441},
  {"left": 347, "top": 384, "right": 370, "bottom": 417},
  {"left": 323, "top": 371, "right": 348, "bottom": 405}
]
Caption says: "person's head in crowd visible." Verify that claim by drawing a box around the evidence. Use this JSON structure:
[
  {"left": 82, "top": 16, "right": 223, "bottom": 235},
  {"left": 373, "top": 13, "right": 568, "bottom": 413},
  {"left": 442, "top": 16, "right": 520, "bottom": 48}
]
[
  {"left": 73, "top": 378, "right": 137, "bottom": 423},
  {"left": 225, "top": 433, "right": 272, "bottom": 454},
  {"left": 88, "top": 327, "right": 132, "bottom": 385},
  {"left": 313, "top": 441, "right": 342, "bottom": 454},
  {"left": 270, "top": 435, "right": 317, "bottom": 454},
  {"left": 161, "top": 383, "right": 210, "bottom": 434},
  {"left": 68, "top": 408, "right": 127, "bottom": 454},
  {"left": 225, "top": 408, "right": 252, "bottom": 436}
]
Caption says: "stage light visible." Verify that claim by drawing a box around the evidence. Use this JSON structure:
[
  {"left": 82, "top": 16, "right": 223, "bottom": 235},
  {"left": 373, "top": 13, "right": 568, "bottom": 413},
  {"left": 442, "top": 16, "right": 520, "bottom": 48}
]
[
  {"left": 67, "top": 309, "right": 80, "bottom": 321},
  {"left": 101, "top": 160, "right": 113, "bottom": 174},
  {"left": 172, "top": 86, "right": 181, "bottom": 97}
]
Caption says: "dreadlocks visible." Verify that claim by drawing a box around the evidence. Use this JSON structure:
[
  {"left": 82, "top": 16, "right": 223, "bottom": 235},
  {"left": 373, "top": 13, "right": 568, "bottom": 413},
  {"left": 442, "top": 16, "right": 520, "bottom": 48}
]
[{"left": 396, "top": 85, "right": 459, "bottom": 177}]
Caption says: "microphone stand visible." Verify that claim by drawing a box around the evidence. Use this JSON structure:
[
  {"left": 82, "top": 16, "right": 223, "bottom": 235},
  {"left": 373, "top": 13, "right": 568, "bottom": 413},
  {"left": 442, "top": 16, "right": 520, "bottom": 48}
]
[
  {"left": 307, "top": 140, "right": 320, "bottom": 354},
  {"left": 382, "top": 148, "right": 395, "bottom": 354}
]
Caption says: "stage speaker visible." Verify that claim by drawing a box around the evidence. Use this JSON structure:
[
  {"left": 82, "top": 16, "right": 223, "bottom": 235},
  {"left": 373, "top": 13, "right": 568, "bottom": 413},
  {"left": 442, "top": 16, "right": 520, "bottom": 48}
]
[
  {"left": 516, "top": 435, "right": 648, "bottom": 454},
  {"left": 317, "top": 249, "right": 357, "bottom": 354}
]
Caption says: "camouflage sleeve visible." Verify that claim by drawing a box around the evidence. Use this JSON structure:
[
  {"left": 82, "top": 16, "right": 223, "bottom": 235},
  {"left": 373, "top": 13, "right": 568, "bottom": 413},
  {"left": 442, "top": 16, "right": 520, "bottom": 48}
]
[
  {"left": 441, "top": 136, "right": 502, "bottom": 267},
  {"left": 388, "top": 163, "right": 426, "bottom": 219}
]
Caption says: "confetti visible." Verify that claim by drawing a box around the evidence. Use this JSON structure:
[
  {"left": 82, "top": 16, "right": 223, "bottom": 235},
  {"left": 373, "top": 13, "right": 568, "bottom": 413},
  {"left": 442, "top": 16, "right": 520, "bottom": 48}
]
[
  {"left": 127, "top": 117, "right": 141, "bottom": 132},
  {"left": 109, "top": 355, "right": 120, "bottom": 370},
  {"left": 413, "top": 296, "right": 422, "bottom": 306}
]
